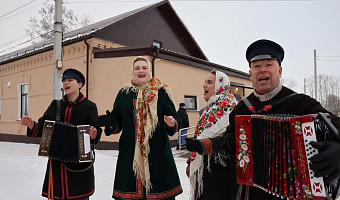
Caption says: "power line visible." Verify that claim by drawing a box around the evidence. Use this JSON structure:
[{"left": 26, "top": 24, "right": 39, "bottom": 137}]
[
  {"left": 0, "top": 0, "right": 37, "bottom": 19},
  {"left": 318, "top": 56, "right": 340, "bottom": 58},
  {"left": 0, "top": 35, "right": 30, "bottom": 48},
  {"left": 318, "top": 59, "right": 340, "bottom": 62},
  {"left": 0, "top": 30, "right": 53, "bottom": 55},
  {"left": 0, "top": 0, "right": 48, "bottom": 23}
]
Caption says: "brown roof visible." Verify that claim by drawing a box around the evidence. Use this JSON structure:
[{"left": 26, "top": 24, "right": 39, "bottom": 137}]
[{"left": 0, "top": 0, "right": 206, "bottom": 64}]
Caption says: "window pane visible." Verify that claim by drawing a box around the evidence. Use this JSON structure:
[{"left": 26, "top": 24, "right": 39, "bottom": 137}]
[
  {"left": 184, "top": 95, "right": 197, "bottom": 110},
  {"left": 21, "top": 84, "right": 28, "bottom": 94},
  {"left": 21, "top": 95, "right": 28, "bottom": 116}
]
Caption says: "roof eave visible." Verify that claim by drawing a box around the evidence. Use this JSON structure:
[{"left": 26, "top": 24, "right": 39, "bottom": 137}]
[
  {"left": 93, "top": 46, "right": 250, "bottom": 80},
  {"left": 0, "top": 34, "right": 95, "bottom": 65}
]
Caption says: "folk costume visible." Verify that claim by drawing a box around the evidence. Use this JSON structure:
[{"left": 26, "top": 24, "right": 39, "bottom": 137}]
[
  {"left": 107, "top": 57, "right": 182, "bottom": 200},
  {"left": 224, "top": 85, "right": 340, "bottom": 200},
  {"left": 186, "top": 39, "right": 340, "bottom": 199},
  {"left": 189, "top": 70, "right": 238, "bottom": 200},
  {"left": 27, "top": 92, "right": 101, "bottom": 199},
  {"left": 194, "top": 84, "right": 340, "bottom": 200}
]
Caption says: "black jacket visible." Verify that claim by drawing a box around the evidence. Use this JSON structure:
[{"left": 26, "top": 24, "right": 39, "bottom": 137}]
[
  {"left": 27, "top": 93, "right": 102, "bottom": 199},
  {"left": 205, "top": 86, "right": 340, "bottom": 200},
  {"left": 177, "top": 107, "right": 189, "bottom": 128}
]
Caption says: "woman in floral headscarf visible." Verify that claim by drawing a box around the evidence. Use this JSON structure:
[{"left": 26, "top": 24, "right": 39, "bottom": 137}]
[
  {"left": 187, "top": 69, "right": 238, "bottom": 200},
  {"left": 97, "top": 56, "right": 182, "bottom": 200}
]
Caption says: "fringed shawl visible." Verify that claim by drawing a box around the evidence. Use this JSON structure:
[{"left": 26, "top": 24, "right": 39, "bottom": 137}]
[
  {"left": 123, "top": 57, "right": 175, "bottom": 193},
  {"left": 189, "top": 70, "right": 238, "bottom": 199}
]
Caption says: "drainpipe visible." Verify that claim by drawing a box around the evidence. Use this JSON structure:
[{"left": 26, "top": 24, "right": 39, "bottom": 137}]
[
  {"left": 84, "top": 39, "right": 90, "bottom": 98},
  {"left": 151, "top": 47, "right": 159, "bottom": 77}
]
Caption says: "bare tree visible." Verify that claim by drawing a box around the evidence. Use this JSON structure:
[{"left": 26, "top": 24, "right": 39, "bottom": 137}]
[
  {"left": 25, "top": 2, "right": 93, "bottom": 43},
  {"left": 327, "top": 94, "right": 340, "bottom": 116},
  {"left": 281, "top": 78, "right": 297, "bottom": 90},
  {"left": 305, "top": 74, "right": 340, "bottom": 116}
]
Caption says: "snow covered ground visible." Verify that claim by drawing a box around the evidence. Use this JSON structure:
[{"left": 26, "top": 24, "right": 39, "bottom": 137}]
[
  {"left": 0, "top": 141, "right": 190, "bottom": 200},
  {"left": 3, "top": 141, "right": 339, "bottom": 200}
]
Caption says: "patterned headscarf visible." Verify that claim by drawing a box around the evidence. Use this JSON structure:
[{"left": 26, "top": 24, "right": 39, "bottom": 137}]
[
  {"left": 124, "top": 56, "right": 174, "bottom": 193},
  {"left": 189, "top": 70, "right": 238, "bottom": 199}
]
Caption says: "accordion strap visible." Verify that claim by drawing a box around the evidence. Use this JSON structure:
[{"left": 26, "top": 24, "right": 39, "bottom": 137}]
[
  {"left": 56, "top": 100, "right": 61, "bottom": 123},
  {"left": 236, "top": 185, "right": 249, "bottom": 200},
  {"left": 62, "top": 151, "right": 95, "bottom": 173},
  {"left": 243, "top": 93, "right": 297, "bottom": 114}
]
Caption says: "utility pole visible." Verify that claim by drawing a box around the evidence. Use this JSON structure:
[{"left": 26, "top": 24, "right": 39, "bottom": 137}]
[
  {"left": 53, "top": 0, "right": 63, "bottom": 100},
  {"left": 314, "top": 49, "right": 317, "bottom": 101}
]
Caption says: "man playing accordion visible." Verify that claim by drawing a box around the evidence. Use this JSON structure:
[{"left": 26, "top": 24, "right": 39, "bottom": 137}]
[
  {"left": 186, "top": 39, "right": 340, "bottom": 200},
  {"left": 21, "top": 68, "right": 102, "bottom": 200}
]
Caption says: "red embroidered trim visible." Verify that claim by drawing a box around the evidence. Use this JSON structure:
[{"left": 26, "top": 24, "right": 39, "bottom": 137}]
[
  {"left": 31, "top": 122, "right": 39, "bottom": 137},
  {"left": 113, "top": 177, "right": 143, "bottom": 199},
  {"left": 248, "top": 106, "right": 255, "bottom": 112},
  {"left": 76, "top": 96, "right": 85, "bottom": 103},
  {"left": 67, "top": 105, "right": 74, "bottom": 122},
  {"left": 145, "top": 185, "right": 182, "bottom": 199},
  {"left": 64, "top": 106, "right": 70, "bottom": 122},
  {"left": 42, "top": 192, "right": 61, "bottom": 199},
  {"left": 202, "top": 138, "right": 212, "bottom": 154},
  {"left": 113, "top": 123, "right": 119, "bottom": 134},
  {"left": 263, "top": 104, "right": 272, "bottom": 111},
  {"left": 175, "top": 120, "right": 178, "bottom": 132},
  {"left": 61, "top": 163, "right": 65, "bottom": 199},
  {"left": 64, "top": 164, "right": 94, "bottom": 199}
]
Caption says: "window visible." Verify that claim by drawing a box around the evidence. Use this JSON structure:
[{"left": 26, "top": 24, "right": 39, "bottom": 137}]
[
  {"left": 231, "top": 86, "right": 243, "bottom": 101},
  {"left": 18, "top": 84, "right": 28, "bottom": 119},
  {"left": 184, "top": 95, "right": 199, "bottom": 111}
]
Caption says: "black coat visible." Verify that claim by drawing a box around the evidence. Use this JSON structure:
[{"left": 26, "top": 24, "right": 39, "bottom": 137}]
[
  {"left": 177, "top": 108, "right": 189, "bottom": 128},
  {"left": 27, "top": 93, "right": 102, "bottom": 199},
  {"left": 208, "top": 86, "right": 340, "bottom": 200}
]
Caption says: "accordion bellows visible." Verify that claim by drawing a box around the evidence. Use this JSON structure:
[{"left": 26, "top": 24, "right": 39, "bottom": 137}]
[
  {"left": 235, "top": 114, "right": 338, "bottom": 200},
  {"left": 38, "top": 120, "right": 92, "bottom": 163}
]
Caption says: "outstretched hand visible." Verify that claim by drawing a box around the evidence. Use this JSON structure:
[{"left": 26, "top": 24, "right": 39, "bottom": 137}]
[
  {"left": 96, "top": 110, "right": 115, "bottom": 127},
  {"left": 164, "top": 115, "right": 175, "bottom": 127},
  {"left": 185, "top": 138, "right": 203, "bottom": 154},
  {"left": 21, "top": 115, "right": 34, "bottom": 129},
  {"left": 310, "top": 140, "right": 340, "bottom": 184},
  {"left": 89, "top": 126, "right": 97, "bottom": 139}
]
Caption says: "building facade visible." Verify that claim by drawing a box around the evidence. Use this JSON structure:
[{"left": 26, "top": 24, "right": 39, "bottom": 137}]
[{"left": 0, "top": 0, "right": 252, "bottom": 148}]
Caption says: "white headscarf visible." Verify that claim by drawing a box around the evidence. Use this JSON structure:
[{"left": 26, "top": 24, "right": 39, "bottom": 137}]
[{"left": 189, "top": 70, "right": 238, "bottom": 199}]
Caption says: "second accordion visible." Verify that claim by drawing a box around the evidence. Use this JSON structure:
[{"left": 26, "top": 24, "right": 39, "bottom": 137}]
[
  {"left": 235, "top": 113, "right": 339, "bottom": 200},
  {"left": 38, "top": 120, "right": 93, "bottom": 163}
]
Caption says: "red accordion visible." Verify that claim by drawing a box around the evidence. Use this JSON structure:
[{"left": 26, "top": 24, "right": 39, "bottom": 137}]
[{"left": 235, "top": 114, "right": 331, "bottom": 200}]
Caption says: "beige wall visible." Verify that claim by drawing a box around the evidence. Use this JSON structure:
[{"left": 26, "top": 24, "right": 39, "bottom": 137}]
[
  {"left": 0, "top": 39, "right": 253, "bottom": 143},
  {"left": 0, "top": 51, "right": 54, "bottom": 135}
]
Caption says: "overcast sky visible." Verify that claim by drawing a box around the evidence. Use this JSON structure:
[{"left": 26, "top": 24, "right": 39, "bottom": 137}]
[{"left": 1, "top": 0, "right": 340, "bottom": 93}]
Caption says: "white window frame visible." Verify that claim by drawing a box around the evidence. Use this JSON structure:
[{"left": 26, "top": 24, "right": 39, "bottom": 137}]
[
  {"left": 184, "top": 95, "right": 199, "bottom": 111},
  {"left": 18, "top": 83, "right": 29, "bottom": 120}
]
